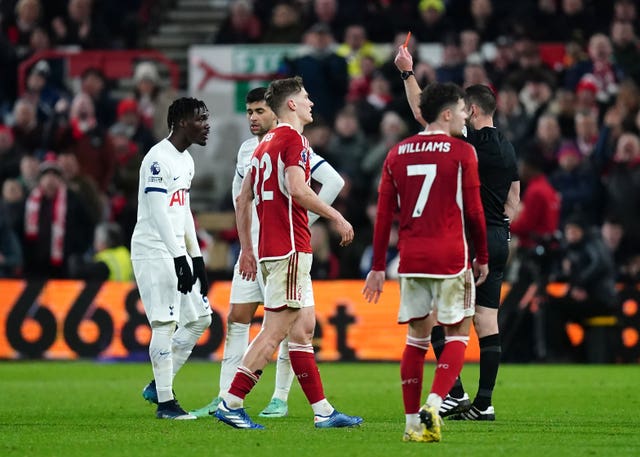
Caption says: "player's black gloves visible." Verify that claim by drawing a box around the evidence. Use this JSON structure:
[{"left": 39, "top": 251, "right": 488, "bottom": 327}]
[
  {"left": 191, "top": 256, "right": 209, "bottom": 297},
  {"left": 173, "top": 255, "right": 193, "bottom": 294}
]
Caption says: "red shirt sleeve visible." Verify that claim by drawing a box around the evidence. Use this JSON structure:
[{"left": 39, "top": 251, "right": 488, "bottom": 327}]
[
  {"left": 371, "top": 158, "right": 398, "bottom": 271},
  {"left": 461, "top": 145, "right": 489, "bottom": 264}
]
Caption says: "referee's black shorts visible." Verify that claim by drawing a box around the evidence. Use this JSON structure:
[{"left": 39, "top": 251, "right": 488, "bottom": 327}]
[{"left": 476, "top": 224, "right": 510, "bottom": 310}]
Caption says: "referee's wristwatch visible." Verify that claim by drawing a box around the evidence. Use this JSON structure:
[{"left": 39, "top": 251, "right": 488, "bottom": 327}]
[{"left": 400, "top": 70, "right": 414, "bottom": 80}]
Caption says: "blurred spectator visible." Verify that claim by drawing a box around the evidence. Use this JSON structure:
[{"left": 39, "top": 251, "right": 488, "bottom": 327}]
[
  {"left": 22, "top": 154, "right": 94, "bottom": 278},
  {"left": 495, "top": 83, "right": 531, "bottom": 150},
  {"left": 53, "top": 92, "right": 116, "bottom": 193},
  {"left": 261, "top": 1, "right": 305, "bottom": 44},
  {"left": 325, "top": 106, "right": 369, "bottom": 190},
  {"left": 80, "top": 67, "right": 116, "bottom": 129},
  {"left": 279, "top": 22, "right": 348, "bottom": 124},
  {"left": 0, "top": 202, "right": 22, "bottom": 277},
  {"left": 511, "top": 152, "right": 561, "bottom": 250},
  {"left": 574, "top": 74, "right": 600, "bottom": 117},
  {"left": 111, "top": 98, "right": 155, "bottom": 155},
  {"left": 463, "top": 60, "right": 491, "bottom": 89},
  {"left": 573, "top": 109, "right": 599, "bottom": 157},
  {"left": 132, "top": 61, "right": 175, "bottom": 141},
  {"left": 346, "top": 54, "right": 378, "bottom": 102},
  {"left": 460, "top": 28, "right": 481, "bottom": 61},
  {"left": 557, "top": 0, "right": 596, "bottom": 45},
  {"left": 336, "top": 24, "right": 381, "bottom": 78},
  {"left": 602, "top": 132, "right": 640, "bottom": 235},
  {"left": 3, "top": 0, "right": 42, "bottom": 59},
  {"left": 306, "top": 0, "right": 348, "bottom": 41},
  {"left": 486, "top": 35, "right": 519, "bottom": 89},
  {"left": 50, "top": 0, "right": 109, "bottom": 49},
  {"left": 0, "top": 34, "right": 19, "bottom": 109},
  {"left": 0, "top": 124, "right": 20, "bottom": 185},
  {"left": 525, "top": 113, "right": 562, "bottom": 173},
  {"left": 411, "top": 0, "right": 453, "bottom": 44},
  {"left": 363, "top": 0, "right": 415, "bottom": 43},
  {"left": 545, "top": 213, "right": 617, "bottom": 361},
  {"left": 57, "top": 149, "right": 104, "bottom": 225},
  {"left": 435, "top": 33, "right": 465, "bottom": 85},
  {"left": 22, "top": 60, "right": 64, "bottom": 124},
  {"left": 68, "top": 221, "right": 133, "bottom": 281},
  {"left": 353, "top": 70, "right": 392, "bottom": 137},
  {"left": 1, "top": 178, "right": 25, "bottom": 235},
  {"left": 466, "top": 0, "right": 502, "bottom": 42},
  {"left": 601, "top": 213, "right": 640, "bottom": 281},
  {"left": 361, "top": 110, "right": 408, "bottom": 186},
  {"left": 564, "top": 33, "right": 623, "bottom": 106},
  {"left": 310, "top": 221, "right": 339, "bottom": 279},
  {"left": 529, "top": 0, "right": 565, "bottom": 42},
  {"left": 550, "top": 141, "right": 600, "bottom": 226},
  {"left": 11, "top": 98, "right": 45, "bottom": 157},
  {"left": 550, "top": 88, "right": 578, "bottom": 139},
  {"left": 17, "top": 153, "right": 39, "bottom": 193},
  {"left": 214, "top": 0, "right": 262, "bottom": 44},
  {"left": 610, "top": 20, "right": 640, "bottom": 86}
]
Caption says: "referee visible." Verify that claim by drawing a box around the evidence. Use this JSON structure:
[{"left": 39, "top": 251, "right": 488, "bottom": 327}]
[{"left": 394, "top": 47, "right": 520, "bottom": 421}]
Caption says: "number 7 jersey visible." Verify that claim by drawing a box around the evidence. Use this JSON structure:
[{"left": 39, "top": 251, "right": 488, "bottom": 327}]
[
  {"left": 251, "top": 123, "right": 313, "bottom": 261},
  {"left": 372, "top": 131, "right": 488, "bottom": 277}
]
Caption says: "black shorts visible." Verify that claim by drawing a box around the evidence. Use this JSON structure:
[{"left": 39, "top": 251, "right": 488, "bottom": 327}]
[{"left": 476, "top": 224, "right": 509, "bottom": 309}]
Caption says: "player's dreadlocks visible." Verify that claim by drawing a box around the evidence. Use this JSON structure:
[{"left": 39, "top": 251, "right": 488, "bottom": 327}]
[{"left": 167, "top": 97, "right": 208, "bottom": 131}]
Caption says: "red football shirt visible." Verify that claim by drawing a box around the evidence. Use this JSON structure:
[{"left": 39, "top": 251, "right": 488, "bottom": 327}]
[
  {"left": 372, "top": 131, "right": 488, "bottom": 276},
  {"left": 251, "top": 123, "right": 312, "bottom": 260}
]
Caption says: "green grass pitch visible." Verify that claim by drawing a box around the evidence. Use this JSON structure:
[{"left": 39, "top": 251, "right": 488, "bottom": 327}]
[{"left": 1, "top": 361, "right": 639, "bottom": 457}]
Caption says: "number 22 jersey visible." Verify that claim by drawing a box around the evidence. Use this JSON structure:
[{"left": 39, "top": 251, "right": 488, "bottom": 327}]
[{"left": 251, "top": 123, "right": 312, "bottom": 261}]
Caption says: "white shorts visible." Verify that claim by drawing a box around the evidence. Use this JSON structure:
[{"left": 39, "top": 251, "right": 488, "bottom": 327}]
[
  {"left": 398, "top": 270, "right": 475, "bottom": 325},
  {"left": 132, "top": 257, "right": 212, "bottom": 325},
  {"left": 229, "top": 257, "right": 265, "bottom": 304},
  {"left": 260, "top": 252, "right": 314, "bottom": 310}
]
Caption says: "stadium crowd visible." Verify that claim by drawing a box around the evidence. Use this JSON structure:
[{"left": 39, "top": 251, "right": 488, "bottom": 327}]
[{"left": 0, "top": 0, "right": 639, "bottom": 308}]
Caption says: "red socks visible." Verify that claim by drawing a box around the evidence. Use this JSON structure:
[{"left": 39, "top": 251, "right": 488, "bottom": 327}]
[
  {"left": 401, "top": 343, "right": 427, "bottom": 414},
  {"left": 228, "top": 366, "right": 261, "bottom": 400},
  {"left": 290, "top": 344, "right": 325, "bottom": 404},
  {"left": 430, "top": 339, "right": 467, "bottom": 399}
]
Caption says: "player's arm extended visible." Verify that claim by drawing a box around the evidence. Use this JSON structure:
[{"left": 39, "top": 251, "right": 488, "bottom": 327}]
[
  {"left": 146, "top": 190, "right": 185, "bottom": 257},
  {"left": 235, "top": 172, "right": 257, "bottom": 280},
  {"left": 394, "top": 46, "right": 427, "bottom": 127},
  {"left": 504, "top": 180, "right": 521, "bottom": 221},
  {"left": 308, "top": 153, "right": 345, "bottom": 225},
  {"left": 286, "top": 165, "right": 353, "bottom": 246},
  {"left": 362, "top": 166, "right": 396, "bottom": 304}
]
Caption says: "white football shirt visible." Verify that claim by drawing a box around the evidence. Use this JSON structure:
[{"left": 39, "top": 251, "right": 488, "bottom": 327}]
[
  {"left": 232, "top": 136, "right": 330, "bottom": 250},
  {"left": 131, "top": 138, "right": 195, "bottom": 260}
]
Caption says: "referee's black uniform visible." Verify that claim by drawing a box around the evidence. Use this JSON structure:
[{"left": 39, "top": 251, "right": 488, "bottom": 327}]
[{"left": 466, "top": 127, "right": 518, "bottom": 309}]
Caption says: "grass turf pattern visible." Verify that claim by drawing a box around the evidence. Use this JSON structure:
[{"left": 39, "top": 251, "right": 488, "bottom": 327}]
[{"left": 1, "top": 362, "right": 639, "bottom": 456}]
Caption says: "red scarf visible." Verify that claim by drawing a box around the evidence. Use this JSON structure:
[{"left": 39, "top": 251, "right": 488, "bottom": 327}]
[{"left": 25, "top": 185, "right": 67, "bottom": 266}]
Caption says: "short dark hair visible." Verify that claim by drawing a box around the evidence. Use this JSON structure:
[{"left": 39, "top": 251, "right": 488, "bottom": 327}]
[
  {"left": 245, "top": 87, "right": 267, "bottom": 104},
  {"left": 419, "top": 82, "right": 465, "bottom": 124},
  {"left": 265, "top": 76, "right": 304, "bottom": 116},
  {"left": 465, "top": 84, "right": 497, "bottom": 115},
  {"left": 167, "top": 97, "right": 208, "bottom": 130}
]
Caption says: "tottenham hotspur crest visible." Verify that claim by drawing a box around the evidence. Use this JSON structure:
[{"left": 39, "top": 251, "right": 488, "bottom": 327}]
[{"left": 150, "top": 161, "right": 161, "bottom": 175}]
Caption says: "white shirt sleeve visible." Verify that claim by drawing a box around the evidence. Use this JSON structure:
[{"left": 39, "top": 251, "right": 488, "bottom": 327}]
[
  {"left": 146, "top": 190, "right": 185, "bottom": 258},
  {"left": 308, "top": 151, "right": 344, "bottom": 225}
]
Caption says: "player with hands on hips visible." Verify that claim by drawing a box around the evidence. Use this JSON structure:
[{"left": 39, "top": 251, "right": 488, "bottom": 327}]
[{"left": 131, "top": 97, "right": 212, "bottom": 420}]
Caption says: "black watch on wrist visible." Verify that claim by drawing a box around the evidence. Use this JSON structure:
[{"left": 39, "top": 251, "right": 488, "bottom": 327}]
[{"left": 400, "top": 70, "right": 414, "bottom": 80}]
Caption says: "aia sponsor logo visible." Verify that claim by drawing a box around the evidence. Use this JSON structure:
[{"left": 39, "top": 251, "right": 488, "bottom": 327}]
[{"left": 169, "top": 189, "right": 186, "bottom": 206}]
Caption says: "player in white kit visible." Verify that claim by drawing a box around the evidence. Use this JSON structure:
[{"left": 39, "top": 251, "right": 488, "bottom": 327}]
[
  {"left": 131, "top": 97, "right": 212, "bottom": 420},
  {"left": 190, "top": 87, "right": 344, "bottom": 418}
]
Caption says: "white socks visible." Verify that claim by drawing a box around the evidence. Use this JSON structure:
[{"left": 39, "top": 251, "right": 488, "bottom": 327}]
[
  {"left": 172, "top": 315, "right": 211, "bottom": 378},
  {"left": 219, "top": 322, "right": 250, "bottom": 395},
  {"left": 149, "top": 322, "right": 176, "bottom": 403},
  {"left": 273, "top": 337, "right": 294, "bottom": 401}
]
